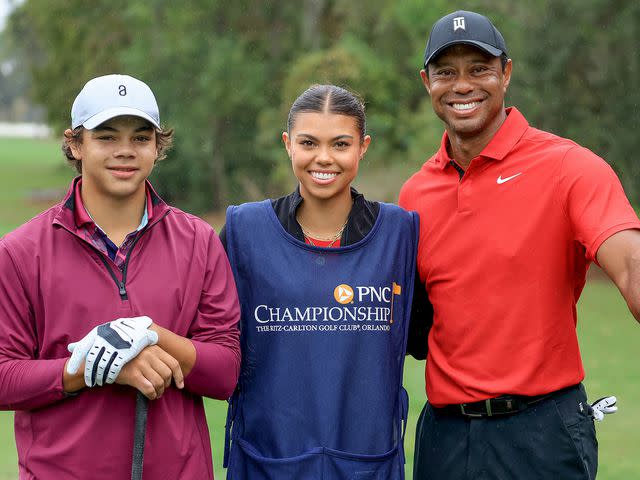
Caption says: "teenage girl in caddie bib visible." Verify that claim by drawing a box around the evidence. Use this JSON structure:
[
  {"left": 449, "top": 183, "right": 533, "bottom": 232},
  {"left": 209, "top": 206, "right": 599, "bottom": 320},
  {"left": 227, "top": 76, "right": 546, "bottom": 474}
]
[{"left": 221, "top": 84, "right": 418, "bottom": 479}]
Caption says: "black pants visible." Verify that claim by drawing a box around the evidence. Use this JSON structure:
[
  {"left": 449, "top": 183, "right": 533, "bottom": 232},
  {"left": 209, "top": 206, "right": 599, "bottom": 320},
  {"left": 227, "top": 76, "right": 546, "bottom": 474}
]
[{"left": 413, "top": 384, "right": 598, "bottom": 480}]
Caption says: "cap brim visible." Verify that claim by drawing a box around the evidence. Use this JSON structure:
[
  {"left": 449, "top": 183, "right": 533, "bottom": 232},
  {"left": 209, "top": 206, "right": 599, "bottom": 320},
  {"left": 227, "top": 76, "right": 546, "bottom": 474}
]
[
  {"left": 424, "top": 40, "right": 503, "bottom": 68},
  {"left": 79, "top": 107, "right": 160, "bottom": 130}
]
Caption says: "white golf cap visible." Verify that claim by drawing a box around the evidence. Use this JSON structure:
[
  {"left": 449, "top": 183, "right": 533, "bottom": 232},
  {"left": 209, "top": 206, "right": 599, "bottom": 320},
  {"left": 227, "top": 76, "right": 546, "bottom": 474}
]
[{"left": 71, "top": 74, "right": 160, "bottom": 129}]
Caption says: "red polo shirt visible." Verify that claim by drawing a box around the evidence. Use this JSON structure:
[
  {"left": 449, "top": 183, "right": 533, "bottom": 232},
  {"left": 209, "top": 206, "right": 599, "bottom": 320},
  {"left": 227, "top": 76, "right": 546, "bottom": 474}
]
[{"left": 399, "top": 107, "right": 640, "bottom": 406}]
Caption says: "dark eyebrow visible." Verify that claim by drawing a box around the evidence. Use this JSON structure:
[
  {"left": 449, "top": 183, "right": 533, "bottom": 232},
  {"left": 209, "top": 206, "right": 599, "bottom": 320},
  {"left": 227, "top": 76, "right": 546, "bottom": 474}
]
[
  {"left": 430, "top": 58, "right": 458, "bottom": 69},
  {"left": 296, "top": 133, "right": 354, "bottom": 142},
  {"left": 91, "top": 126, "right": 118, "bottom": 133},
  {"left": 296, "top": 133, "right": 318, "bottom": 142},
  {"left": 332, "top": 135, "right": 354, "bottom": 141},
  {"left": 430, "top": 53, "right": 494, "bottom": 70},
  {"left": 92, "top": 125, "right": 154, "bottom": 133}
]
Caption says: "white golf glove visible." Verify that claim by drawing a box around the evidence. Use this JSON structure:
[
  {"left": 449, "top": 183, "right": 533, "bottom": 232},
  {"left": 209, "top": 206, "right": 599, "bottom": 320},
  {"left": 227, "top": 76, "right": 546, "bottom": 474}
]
[
  {"left": 590, "top": 396, "right": 618, "bottom": 422},
  {"left": 67, "top": 316, "right": 158, "bottom": 387}
]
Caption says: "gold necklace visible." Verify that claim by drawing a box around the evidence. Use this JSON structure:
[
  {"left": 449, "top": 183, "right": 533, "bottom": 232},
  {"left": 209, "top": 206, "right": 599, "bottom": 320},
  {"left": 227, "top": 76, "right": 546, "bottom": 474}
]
[{"left": 298, "top": 219, "right": 348, "bottom": 247}]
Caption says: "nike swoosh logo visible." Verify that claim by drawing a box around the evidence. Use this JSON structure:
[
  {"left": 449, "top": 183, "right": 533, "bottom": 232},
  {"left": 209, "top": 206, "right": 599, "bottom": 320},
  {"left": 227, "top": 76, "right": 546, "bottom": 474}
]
[{"left": 497, "top": 173, "right": 523, "bottom": 184}]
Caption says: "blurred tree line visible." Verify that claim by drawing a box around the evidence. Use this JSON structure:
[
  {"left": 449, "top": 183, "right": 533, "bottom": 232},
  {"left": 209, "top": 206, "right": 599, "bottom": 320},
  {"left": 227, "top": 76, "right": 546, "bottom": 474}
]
[
  {"left": 0, "top": 22, "right": 43, "bottom": 122},
  {"left": 5, "top": 0, "right": 640, "bottom": 211}
]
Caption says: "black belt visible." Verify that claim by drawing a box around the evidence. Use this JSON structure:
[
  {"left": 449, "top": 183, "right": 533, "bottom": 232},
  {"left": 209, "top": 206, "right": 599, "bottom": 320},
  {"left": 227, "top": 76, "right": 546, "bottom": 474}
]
[{"left": 434, "top": 386, "right": 577, "bottom": 418}]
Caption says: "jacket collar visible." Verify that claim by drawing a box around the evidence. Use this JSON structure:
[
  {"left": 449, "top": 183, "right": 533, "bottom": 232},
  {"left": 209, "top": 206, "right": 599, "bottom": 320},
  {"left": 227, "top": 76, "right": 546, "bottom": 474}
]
[
  {"left": 286, "top": 186, "right": 366, "bottom": 219},
  {"left": 275, "top": 186, "right": 370, "bottom": 244},
  {"left": 55, "top": 176, "right": 169, "bottom": 231}
]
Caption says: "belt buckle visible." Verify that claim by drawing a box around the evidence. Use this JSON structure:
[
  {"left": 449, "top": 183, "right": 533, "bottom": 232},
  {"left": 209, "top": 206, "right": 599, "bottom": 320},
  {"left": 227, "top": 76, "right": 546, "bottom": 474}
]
[{"left": 459, "top": 402, "right": 486, "bottom": 418}]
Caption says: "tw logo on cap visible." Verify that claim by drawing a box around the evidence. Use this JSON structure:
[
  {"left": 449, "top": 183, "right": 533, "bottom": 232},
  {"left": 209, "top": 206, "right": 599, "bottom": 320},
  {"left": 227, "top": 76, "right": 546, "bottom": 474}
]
[{"left": 453, "top": 16, "right": 466, "bottom": 31}]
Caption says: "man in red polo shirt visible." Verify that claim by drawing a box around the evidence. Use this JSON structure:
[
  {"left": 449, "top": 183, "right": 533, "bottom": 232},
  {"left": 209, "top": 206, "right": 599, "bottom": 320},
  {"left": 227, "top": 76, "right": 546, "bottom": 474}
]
[{"left": 400, "top": 10, "right": 640, "bottom": 480}]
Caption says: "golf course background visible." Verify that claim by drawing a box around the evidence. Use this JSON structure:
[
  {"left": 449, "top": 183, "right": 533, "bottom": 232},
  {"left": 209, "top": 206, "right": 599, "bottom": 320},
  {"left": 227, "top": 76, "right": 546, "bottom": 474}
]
[{"left": 0, "top": 137, "right": 638, "bottom": 479}]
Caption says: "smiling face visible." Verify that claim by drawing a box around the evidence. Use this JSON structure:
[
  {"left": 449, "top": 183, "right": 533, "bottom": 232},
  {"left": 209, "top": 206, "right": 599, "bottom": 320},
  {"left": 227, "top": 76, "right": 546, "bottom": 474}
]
[
  {"left": 67, "top": 115, "right": 157, "bottom": 205},
  {"left": 283, "top": 112, "right": 370, "bottom": 204},
  {"left": 421, "top": 44, "right": 511, "bottom": 141}
]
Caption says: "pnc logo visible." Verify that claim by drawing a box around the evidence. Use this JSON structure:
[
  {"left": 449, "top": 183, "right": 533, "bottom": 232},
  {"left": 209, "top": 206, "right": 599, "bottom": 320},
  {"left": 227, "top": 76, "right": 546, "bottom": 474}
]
[{"left": 334, "top": 284, "right": 354, "bottom": 304}]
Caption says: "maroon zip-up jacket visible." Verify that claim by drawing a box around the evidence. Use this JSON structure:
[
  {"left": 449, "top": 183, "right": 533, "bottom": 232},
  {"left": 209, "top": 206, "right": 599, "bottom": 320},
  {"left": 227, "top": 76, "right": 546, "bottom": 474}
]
[{"left": 0, "top": 177, "right": 240, "bottom": 479}]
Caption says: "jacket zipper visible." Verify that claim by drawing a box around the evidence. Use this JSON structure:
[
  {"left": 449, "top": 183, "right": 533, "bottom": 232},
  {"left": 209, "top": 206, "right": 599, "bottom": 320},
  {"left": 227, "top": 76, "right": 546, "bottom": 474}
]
[
  {"left": 96, "top": 231, "right": 144, "bottom": 301},
  {"left": 58, "top": 210, "right": 170, "bottom": 301}
]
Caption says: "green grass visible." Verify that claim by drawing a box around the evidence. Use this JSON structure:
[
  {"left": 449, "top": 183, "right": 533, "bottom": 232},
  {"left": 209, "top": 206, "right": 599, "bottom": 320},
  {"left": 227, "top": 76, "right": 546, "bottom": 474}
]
[
  {"left": 576, "top": 280, "right": 640, "bottom": 479},
  {"left": 0, "top": 137, "right": 638, "bottom": 479},
  {"left": 0, "top": 137, "right": 74, "bottom": 233}
]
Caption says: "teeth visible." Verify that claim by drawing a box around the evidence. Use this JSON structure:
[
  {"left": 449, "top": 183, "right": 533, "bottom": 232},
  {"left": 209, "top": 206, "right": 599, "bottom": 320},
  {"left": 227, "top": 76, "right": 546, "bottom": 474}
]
[
  {"left": 311, "top": 172, "right": 337, "bottom": 180},
  {"left": 452, "top": 102, "right": 478, "bottom": 110}
]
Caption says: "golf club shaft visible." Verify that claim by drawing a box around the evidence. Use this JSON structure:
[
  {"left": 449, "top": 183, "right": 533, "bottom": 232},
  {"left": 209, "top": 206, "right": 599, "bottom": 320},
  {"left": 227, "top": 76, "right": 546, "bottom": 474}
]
[{"left": 131, "top": 391, "right": 149, "bottom": 480}]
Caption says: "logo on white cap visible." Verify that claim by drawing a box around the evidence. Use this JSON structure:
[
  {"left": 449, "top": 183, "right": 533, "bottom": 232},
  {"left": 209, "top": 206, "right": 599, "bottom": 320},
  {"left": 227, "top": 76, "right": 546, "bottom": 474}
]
[{"left": 453, "top": 17, "right": 466, "bottom": 31}]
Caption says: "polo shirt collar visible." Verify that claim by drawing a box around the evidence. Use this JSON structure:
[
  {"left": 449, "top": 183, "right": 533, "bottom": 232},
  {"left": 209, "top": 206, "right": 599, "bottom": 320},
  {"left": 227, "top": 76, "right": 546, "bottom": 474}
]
[
  {"left": 480, "top": 107, "right": 529, "bottom": 160},
  {"left": 435, "top": 107, "right": 529, "bottom": 170}
]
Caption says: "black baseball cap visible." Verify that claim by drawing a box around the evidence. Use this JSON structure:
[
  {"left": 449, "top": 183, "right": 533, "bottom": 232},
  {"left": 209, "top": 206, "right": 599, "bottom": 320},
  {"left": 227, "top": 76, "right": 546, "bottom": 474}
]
[{"left": 423, "top": 11, "right": 507, "bottom": 68}]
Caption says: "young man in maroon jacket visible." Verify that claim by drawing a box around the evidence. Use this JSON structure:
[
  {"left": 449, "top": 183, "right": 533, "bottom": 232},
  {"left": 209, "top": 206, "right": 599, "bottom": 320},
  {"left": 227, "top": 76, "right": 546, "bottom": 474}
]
[{"left": 0, "top": 74, "right": 241, "bottom": 479}]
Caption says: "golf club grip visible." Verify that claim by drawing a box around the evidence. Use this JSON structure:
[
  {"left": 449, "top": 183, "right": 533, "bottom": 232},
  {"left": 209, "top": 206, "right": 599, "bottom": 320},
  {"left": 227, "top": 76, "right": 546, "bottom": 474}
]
[{"left": 131, "top": 391, "right": 149, "bottom": 480}]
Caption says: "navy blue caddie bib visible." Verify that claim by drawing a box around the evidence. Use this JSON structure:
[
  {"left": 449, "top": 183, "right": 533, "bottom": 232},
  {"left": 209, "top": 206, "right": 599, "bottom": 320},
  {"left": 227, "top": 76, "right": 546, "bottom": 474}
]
[{"left": 224, "top": 200, "right": 418, "bottom": 480}]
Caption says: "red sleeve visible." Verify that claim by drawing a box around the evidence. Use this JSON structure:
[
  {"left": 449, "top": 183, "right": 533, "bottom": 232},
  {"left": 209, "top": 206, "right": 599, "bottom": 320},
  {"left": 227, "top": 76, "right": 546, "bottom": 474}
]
[
  {"left": 183, "top": 231, "right": 241, "bottom": 399},
  {"left": 398, "top": 176, "right": 416, "bottom": 211},
  {"left": 559, "top": 146, "right": 640, "bottom": 261},
  {"left": 0, "top": 241, "right": 67, "bottom": 410}
]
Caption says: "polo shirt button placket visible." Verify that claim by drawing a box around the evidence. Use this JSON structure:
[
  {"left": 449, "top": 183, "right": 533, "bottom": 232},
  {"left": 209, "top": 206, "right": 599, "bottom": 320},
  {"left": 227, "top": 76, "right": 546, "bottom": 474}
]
[
  {"left": 459, "top": 157, "right": 485, "bottom": 214},
  {"left": 458, "top": 182, "right": 473, "bottom": 214},
  {"left": 449, "top": 160, "right": 468, "bottom": 214},
  {"left": 457, "top": 165, "right": 474, "bottom": 214}
]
